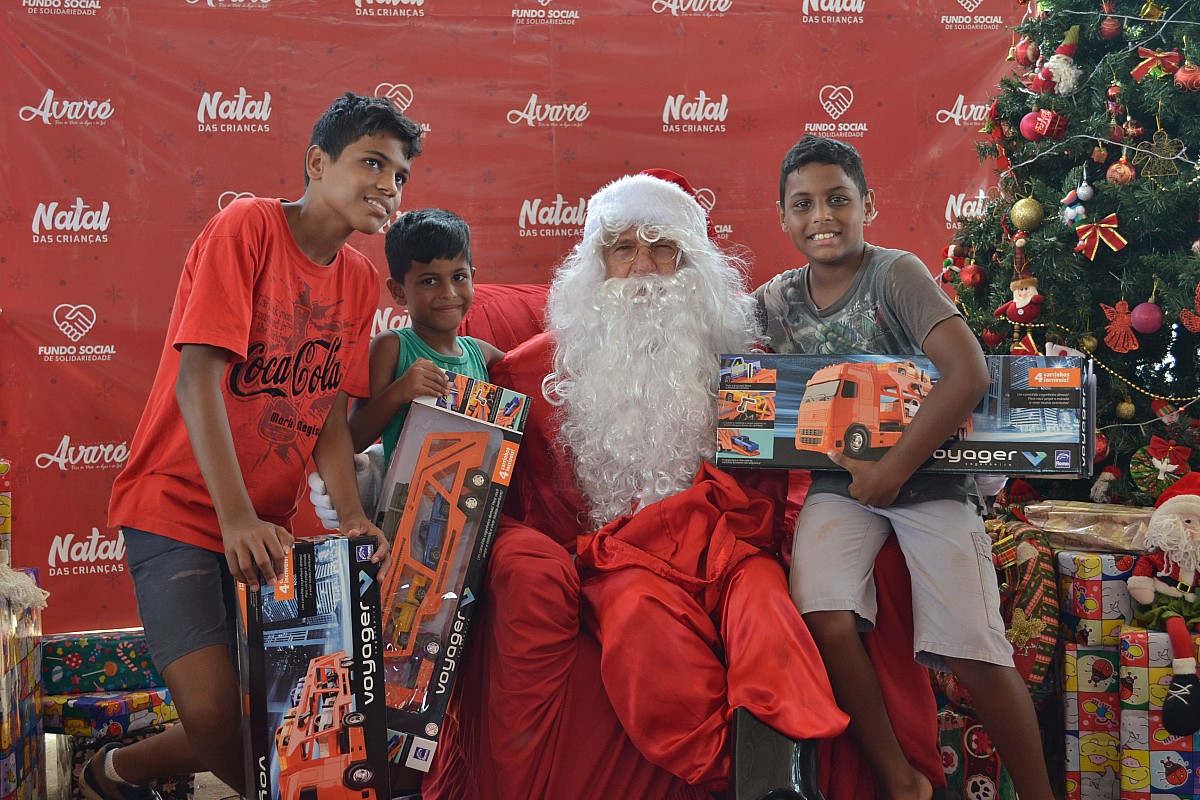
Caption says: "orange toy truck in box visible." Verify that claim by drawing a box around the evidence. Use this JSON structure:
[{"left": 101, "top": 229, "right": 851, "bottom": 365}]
[
  {"left": 373, "top": 372, "right": 528, "bottom": 772},
  {"left": 275, "top": 652, "right": 377, "bottom": 800},
  {"left": 379, "top": 431, "right": 491, "bottom": 662},
  {"left": 794, "top": 360, "right": 970, "bottom": 457}
]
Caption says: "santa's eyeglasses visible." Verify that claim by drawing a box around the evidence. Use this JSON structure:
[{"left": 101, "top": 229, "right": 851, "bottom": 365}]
[{"left": 604, "top": 240, "right": 681, "bottom": 266}]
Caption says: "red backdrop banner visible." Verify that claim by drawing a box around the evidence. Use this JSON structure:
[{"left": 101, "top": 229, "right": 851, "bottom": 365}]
[{"left": 1, "top": 0, "right": 1016, "bottom": 633}]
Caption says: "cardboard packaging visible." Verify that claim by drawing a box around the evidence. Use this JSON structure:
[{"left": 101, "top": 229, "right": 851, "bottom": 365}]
[
  {"left": 1118, "top": 626, "right": 1200, "bottom": 799},
  {"left": 1062, "top": 642, "right": 1121, "bottom": 800},
  {"left": 1056, "top": 551, "right": 1138, "bottom": 647},
  {"left": 714, "top": 353, "right": 1094, "bottom": 476},
  {"left": 373, "top": 372, "right": 527, "bottom": 773},
  {"left": 238, "top": 534, "right": 388, "bottom": 800}
]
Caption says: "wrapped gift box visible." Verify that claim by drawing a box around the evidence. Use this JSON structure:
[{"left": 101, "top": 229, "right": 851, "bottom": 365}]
[
  {"left": 42, "top": 686, "right": 177, "bottom": 738},
  {"left": 1057, "top": 551, "right": 1138, "bottom": 646},
  {"left": 53, "top": 723, "right": 193, "bottom": 800},
  {"left": 938, "top": 707, "right": 1016, "bottom": 800},
  {"left": 1063, "top": 643, "right": 1121, "bottom": 800},
  {"left": 41, "top": 629, "right": 162, "bottom": 695},
  {"left": 1118, "top": 626, "right": 1200, "bottom": 798},
  {"left": 0, "top": 568, "right": 43, "bottom": 800}
]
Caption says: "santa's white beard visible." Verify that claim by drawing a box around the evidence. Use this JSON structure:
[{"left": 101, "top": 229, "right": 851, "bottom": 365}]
[
  {"left": 1145, "top": 513, "right": 1200, "bottom": 582},
  {"left": 545, "top": 267, "right": 757, "bottom": 529}
]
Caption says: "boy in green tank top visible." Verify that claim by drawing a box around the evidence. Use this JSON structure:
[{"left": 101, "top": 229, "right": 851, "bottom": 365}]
[{"left": 348, "top": 208, "right": 505, "bottom": 467}]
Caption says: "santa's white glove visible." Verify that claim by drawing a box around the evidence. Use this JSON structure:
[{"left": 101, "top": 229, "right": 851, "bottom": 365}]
[
  {"left": 975, "top": 474, "right": 1009, "bottom": 498},
  {"left": 307, "top": 443, "right": 386, "bottom": 530}
]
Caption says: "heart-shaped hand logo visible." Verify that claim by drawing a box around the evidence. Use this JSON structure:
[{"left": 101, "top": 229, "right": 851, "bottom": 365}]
[
  {"left": 693, "top": 188, "right": 717, "bottom": 214},
  {"left": 54, "top": 303, "right": 96, "bottom": 342},
  {"left": 957, "top": 0, "right": 983, "bottom": 11},
  {"left": 376, "top": 83, "right": 414, "bottom": 113},
  {"left": 819, "top": 85, "right": 854, "bottom": 120},
  {"left": 218, "top": 191, "right": 256, "bottom": 211}
]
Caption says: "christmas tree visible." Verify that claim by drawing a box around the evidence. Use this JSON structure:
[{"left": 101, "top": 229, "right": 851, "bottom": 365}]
[{"left": 950, "top": 0, "right": 1200, "bottom": 505}]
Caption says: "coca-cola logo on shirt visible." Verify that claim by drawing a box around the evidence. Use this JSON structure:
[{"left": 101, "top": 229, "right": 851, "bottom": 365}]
[{"left": 228, "top": 338, "right": 345, "bottom": 399}]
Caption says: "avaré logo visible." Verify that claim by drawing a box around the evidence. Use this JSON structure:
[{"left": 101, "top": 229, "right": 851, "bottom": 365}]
[
  {"left": 507, "top": 94, "right": 589, "bottom": 127},
  {"left": 936, "top": 95, "right": 990, "bottom": 126},
  {"left": 652, "top": 0, "right": 732, "bottom": 15},
  {"left": 19, "top": 88, "right": 113, "bottom": 126},
  {"left": 819, "top": 85, "right": 854, "bottom": 120},
  {"left": 36, "top": 434, "right": 129, "bottom": 471}
]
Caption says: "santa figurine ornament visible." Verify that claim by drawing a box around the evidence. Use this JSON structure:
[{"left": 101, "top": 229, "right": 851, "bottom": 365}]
[
  {"left": 995, "top": 270, "right": 1045, "bottom": 324},
  {"left": 1126, "top": 472, "right": 1200, "bottom": 736}
]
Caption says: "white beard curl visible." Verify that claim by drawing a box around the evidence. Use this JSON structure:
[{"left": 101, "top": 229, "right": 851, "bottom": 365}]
[{"left": 543, "top": 237, "right": 760, "bottom": 530}]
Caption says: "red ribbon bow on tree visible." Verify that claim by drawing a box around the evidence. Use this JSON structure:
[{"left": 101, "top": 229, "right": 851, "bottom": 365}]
[
  {"left": 1147, "top": 435, "right": 1192, "bottom": 468},
  {"left": 1074, "top": 213, "right": 1128, "bottom": 260},
  {"left": 1131, "top": 48, "right": 1182, "bottom": 81}
]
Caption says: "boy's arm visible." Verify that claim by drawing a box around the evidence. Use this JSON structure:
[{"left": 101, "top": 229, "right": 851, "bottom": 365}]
[
  {"left": 348, "top": 332, "right": 450, "bottom": 452},
  {"left": 176, "top": 343, "right": 292, "bottom": 591},
  {"left": 315, "top": 390, "right": 390, "bottom": 568},
  {"left": 479, "top": 340, "right": 506, "bottom": 368},
  {"left": 829, "top": 315, "right": 990, "bottom": 506}
]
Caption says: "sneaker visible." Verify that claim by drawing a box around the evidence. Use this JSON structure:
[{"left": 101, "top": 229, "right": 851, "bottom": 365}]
[
  {"left": 79, "top": 743, "right": 163, "bottom": 800},
  {"left": 1162, "top": 674, "right": 1200, "bottom": 737}
]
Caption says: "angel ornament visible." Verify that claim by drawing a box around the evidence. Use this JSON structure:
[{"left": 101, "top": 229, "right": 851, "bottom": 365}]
[{"left": 1101, "top": 300, "right": 1139, "bottom": 353}]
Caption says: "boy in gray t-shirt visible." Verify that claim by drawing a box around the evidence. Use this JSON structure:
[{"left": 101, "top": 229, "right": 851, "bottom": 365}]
[{"left": 755, "top": 135, "right": 1054, "bottom": 800}]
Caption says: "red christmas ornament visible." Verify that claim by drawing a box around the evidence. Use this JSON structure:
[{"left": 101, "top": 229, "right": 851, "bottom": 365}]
[
  {"left": 1176, "top": 63, "right": 1200, "bottom": 92},
  {"left": 1123, "top": 117, "right": 1144, "bottom": 141},
  {"left": 1020, "top": 111, "right": 1045, "bottom": 141},
  {"left": 982, "top": 328, "right": 1004, "bottom": 349},
  {"left": 1101, "top": 300, "right": 1139, "bottom": 352},
  {"left": 1106, "top": 155, "right": 1136, "bottom": 184},
  {"left": 1099, "top": 1, "right": 1123, "bottom": 39},
  {"left": 1094, "top": 432, "right": 1109, "bottom": 462},
  {"left": 959, "top": 262, "right": 986, "bottom": 289},
  {"left": 1130, "top": 302, "right": 1164, "bottom": 333},
  {"left": 1107, "top": 84, "right": 1122, "bottom": 100},
  {"left": 1014, "top": 37, "right": 1040, "bottom": 67},
  {"left": 1109, "top": 122, "right": 1125, "bottom": 143}
]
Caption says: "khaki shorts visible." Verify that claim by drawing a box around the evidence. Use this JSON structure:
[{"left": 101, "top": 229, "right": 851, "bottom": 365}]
[{"left": 790, "top": 493, "right": 1013, "bottom": 671}]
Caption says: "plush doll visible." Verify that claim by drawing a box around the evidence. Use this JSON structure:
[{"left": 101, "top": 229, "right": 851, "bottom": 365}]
[
  {"left": 994, "top": 271, "right": 1045, "bottom": 324},
  {"left": 1126, "top": 472, "right": 1200, "bottom": 735}
]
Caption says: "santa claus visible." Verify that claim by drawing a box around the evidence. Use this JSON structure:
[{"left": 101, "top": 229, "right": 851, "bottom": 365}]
[
  {"left": 1127, "top": 472, "right": 1200, "bottom": 736},
  {"left": 993, "top": 271, "right": 1045, "bottom": 324},
  {"left": 418, "top": 171, "right": 941, "bottom": 800}
]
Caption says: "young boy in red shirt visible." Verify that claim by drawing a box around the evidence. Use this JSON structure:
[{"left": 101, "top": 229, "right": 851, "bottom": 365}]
[{"left": 96, "top": 92, "right": 420, "bottom": 800}]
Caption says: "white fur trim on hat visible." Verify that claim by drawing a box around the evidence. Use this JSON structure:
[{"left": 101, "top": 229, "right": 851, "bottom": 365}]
[
  {"left": 1158, "top": 493, "right": 1200, "bottom": 520},
  {"left": 583, "top": 173, "right": 707, "bottom": 245}
]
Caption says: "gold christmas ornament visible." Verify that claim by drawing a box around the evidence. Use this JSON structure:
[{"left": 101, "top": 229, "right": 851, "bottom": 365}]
[
  {"left": 1133, "top": 129, "right": 1185, "bottom": 178},
  {"left": 1116, "top": 396, "right": 1137, "bottom": 419},
  {"left": 1010, "top": 197, "right": 1046, "bottom": 231},
  {"left": 1079, "top": 333, "right": 1100, "bottom": 352}
]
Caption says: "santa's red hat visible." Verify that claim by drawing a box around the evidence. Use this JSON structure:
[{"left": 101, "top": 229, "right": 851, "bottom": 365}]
[
  {"left": 640, "top": 168, "right": 718, "bottom": 242},
  {"left": 1155, "top": 472, "right": 1200, "bottom": 517}
]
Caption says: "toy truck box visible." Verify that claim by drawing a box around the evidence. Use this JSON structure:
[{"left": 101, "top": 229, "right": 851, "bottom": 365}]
[
  {"left": 238, "top": 534, "right": 388, "bottom": 800},
  {"left": 373, "top": 371, "right": 527, "bottom": 772},
  {"left": 714, "top": 353, "right": 1094, "bottom": 476}
]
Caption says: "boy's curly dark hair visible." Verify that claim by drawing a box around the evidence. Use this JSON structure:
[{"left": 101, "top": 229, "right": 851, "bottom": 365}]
[
  {"left": 385, "top": 208, "right": 471, "bottom": 283},
  {"left": 306, "top": 92, "right": 422, "bottom": 184},
  {"left": 778, "top": 135, "right": 868, "bottom": 202}
]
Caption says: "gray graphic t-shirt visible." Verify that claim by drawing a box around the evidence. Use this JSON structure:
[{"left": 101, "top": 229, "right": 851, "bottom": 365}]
[{"left": 754, "top": 245, "right": 979, "bottom": 506}]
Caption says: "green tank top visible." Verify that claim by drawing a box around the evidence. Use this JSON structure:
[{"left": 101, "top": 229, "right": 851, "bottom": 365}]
[{"left": 380, "top": 327, "right": 490, "bottom": 467}]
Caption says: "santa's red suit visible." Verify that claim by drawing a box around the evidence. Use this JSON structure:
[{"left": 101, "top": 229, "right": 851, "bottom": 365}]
[
  {"left": 422, "top": 333, "right": 941, "bottom": 800},
  {"left": 993, "top": 294, "right": 1044, "bottom": 324}
]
